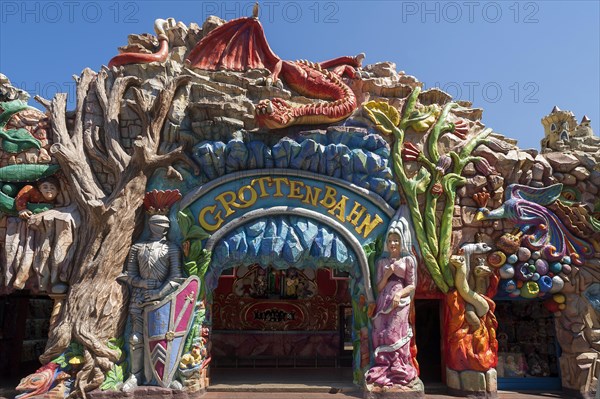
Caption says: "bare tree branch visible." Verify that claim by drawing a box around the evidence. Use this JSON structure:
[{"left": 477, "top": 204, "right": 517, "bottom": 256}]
[
  {"left": 34, "top": 95, "right": 51, "bottom": 110},
  {"left": 126, "top": 88, "right": 149, "bottom": 128},
  {"left": 72, "top": 69, "right": 97, "bottom": 149},
  {"left": 83, "top": 125, "right": 110, "bottom": 168},
  {"left": 149, "top": 145, "right": 201, "bottom": 175},
  {"left": 49, "top": 93, "right": 105, "bottom": 210},
  {"left": 95, "top": 71, "right": 138, "bottom": 174},
  {"left": 149, "top": 75, "right": 192, "bottom": 144},
  {"left": 102, "top": 136, "right": 149, "bottom": 212},
  {"left": 48, "top": 94, "right": 71, "bottom": 148},
  {"left": 105, "top": 75, "right": 139, "bottom": 165},
  {"left": 95, "top": 70, "right": 110, "bottom": 117}
]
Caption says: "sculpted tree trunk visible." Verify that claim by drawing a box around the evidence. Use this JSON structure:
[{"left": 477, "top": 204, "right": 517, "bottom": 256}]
[{"left": 36, "top": 68, "right": 196, "bottom": 398}]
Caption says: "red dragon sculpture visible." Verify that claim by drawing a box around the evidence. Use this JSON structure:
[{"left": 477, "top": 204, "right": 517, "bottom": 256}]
[
  {"left": 108, "top": 15, "right": 362, "bottom": 129},
  {"left": 108, "top": 18, "right": 171, "bottom": 69}
]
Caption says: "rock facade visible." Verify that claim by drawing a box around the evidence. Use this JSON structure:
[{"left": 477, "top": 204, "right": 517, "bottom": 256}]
[{"left": 1, "top": 14, "right": 599, "bottom": 399}]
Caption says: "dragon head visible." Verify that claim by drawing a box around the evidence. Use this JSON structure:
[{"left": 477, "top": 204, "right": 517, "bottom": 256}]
[{"left": 15, "top": 363, "right": 59, "bottom": 399}]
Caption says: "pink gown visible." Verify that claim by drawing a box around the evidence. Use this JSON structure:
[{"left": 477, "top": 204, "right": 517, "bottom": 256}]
[{"left": 365, "top": 255, "right": 418, "bottom": 386}]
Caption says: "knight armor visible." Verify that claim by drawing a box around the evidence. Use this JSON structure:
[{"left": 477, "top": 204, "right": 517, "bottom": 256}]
[
  {"left": 118, "top": 214, "right": 183, "bottom": 391},
  {"left": 125, "top": 238, "right": 182, "bottom": 306}
]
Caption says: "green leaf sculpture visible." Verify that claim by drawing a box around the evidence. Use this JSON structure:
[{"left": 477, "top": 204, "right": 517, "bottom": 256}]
[
  {"left": 177, "top": 208, "right": 213, "bottom": 356},
  {"left": 0, "top": 100, "right": 30, "bottom": 128},
  {"left": 363, "top": 88, "right": 492, "bottom": 293},
  {"left": 0, "top": 128, "right": 42, "bottom": 153},
  {"left": 0, "top": 164, "right": 60, "bottom": 182},
  {"left": 100, "top": 363, "right": 126, "bottom": 391}
]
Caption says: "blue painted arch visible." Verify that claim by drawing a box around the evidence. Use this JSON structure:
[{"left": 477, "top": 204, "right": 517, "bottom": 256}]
[{"left": 204, "top": 206, "right": 375, "bottom": 302}]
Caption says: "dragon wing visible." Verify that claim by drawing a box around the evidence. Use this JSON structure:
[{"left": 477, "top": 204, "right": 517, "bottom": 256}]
[
  {"left": 506, "top": 183, "right": 563, "bottom": 206},
  {"left": 186, "top": 17, "right": 280, "bottom": 71}
]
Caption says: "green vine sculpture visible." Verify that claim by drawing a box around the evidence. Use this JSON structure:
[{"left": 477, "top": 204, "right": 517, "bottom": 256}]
[
  {"left": 364, "top": 88, "right": 491, "bottom": 293},
  {"left": 177, "top": 208, "right": 211, "bottom": 289},
  {"left": 177, "top": 208, "right": 212, "bottom": 353}
]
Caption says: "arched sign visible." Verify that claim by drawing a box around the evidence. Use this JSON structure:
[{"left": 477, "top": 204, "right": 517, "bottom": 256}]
[{"left": 180, "top": 169, "right": 396, "bottom": 247}]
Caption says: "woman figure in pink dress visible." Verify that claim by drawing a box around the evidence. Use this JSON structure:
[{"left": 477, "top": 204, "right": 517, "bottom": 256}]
[{"left": 366, "top": 227, "right": 419, "bottom": 387}]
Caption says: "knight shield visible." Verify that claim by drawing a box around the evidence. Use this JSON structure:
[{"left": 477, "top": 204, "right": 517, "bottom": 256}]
[{"left": 144, "top": 275, "right": 200, "bottom": 387}]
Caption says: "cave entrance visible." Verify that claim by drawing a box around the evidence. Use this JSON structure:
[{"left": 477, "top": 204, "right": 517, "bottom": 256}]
[
  {"left": 414, "top": 299, "right": 443, "bottom": 383},
  {"left": 198, "top": 208, "right": 378, "bottom": 383},
  {"left": 0, "top": 291, "right": 53, "bottom": 380}
]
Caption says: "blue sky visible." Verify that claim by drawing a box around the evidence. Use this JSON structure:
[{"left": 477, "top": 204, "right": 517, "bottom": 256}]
[{"left": 1, "top": 0, "right": 598, "bottom": 150}]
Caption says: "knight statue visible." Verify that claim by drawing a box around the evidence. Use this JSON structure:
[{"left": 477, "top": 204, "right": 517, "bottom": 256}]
[{"left": 117, "top": 190, "right": 184, "bottom": 392}]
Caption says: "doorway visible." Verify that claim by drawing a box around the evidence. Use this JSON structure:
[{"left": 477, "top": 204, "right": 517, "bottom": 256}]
[
  {"left": 210, "top": 265, "right": 352, "bottom": 369},
  {"left": 414, "top": 299, "right": 443, "bottom": 383},
  {"left": 494, "top": 300, "right": 562, "bottom": 390}
]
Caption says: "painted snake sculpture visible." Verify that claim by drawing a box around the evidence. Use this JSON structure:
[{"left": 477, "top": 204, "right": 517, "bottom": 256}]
[
  {"left": 455, "top": 242, "right": 493, "bottom": 331},
  {"left": 108, "top": 16, "right": 362, "bottom": 129},
  {"left": 450, "top": 255, "right": 490, "bottom": 320},
  {"left": 446, "top": 255, "right": 498, "bottom": 372}
]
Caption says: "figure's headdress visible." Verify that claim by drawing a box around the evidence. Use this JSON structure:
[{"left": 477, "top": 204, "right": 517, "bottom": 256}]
[
  {"left": 143, "top": 189, "right": 182, "bottom": 215},
  {"left": 384, "top": 207, "right": 418, "bottom": 258},
  {"left": 384, "top": 218, "right": 406, "bottom": 253}
]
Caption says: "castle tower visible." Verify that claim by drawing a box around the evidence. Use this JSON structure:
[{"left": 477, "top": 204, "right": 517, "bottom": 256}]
[
  {"left": 540, "top": 105, "right": 577, "bottom": 151},
  {"left": 572, "top": 115, "right": 594, "bottom": 139}
]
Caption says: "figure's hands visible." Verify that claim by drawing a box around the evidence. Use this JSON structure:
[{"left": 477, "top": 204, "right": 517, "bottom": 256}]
[
  {"left": 392, "top": 292, "right": 403, "bottom": 308},
  {"left": 19, "top": 209, "right": 33, "bottom": 219},
  {"left": 144, "top": 289, "right": 161, "bottom": 302},
  {"left": 383, "top": 264, "right": 395, "bottom": 278},
  {"left": 377, "top": 265, "right": 395, "bottom": 293},
  {"left": 142, "top": 279, "right": 160, "bottom": 289}
]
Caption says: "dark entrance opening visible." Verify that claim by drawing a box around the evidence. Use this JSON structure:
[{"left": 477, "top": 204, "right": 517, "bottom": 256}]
[
  {"left": 1, "top": 292, "right": 52, "bottom": 376},
  {"left": 414, "top": 299, "right": 443, "bottom": 383}
]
